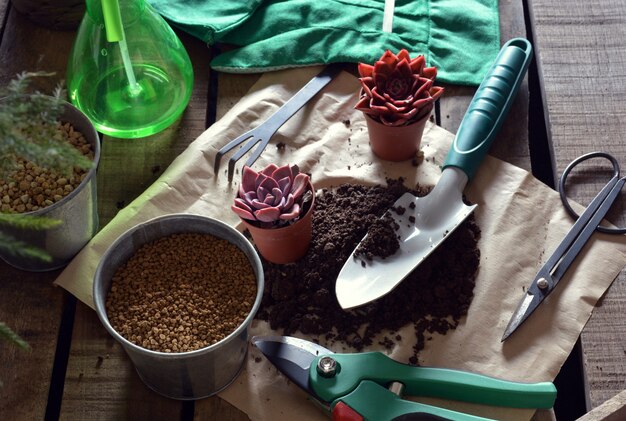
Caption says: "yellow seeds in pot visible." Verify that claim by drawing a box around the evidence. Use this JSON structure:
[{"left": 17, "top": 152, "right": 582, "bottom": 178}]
[{"left": 0, "top": 122, "right": 93, "bottom": 214}]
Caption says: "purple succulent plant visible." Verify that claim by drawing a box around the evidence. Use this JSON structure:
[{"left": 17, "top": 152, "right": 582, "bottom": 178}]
[{"left": 232, "top": 163, "right": 312, "bottom": 227}]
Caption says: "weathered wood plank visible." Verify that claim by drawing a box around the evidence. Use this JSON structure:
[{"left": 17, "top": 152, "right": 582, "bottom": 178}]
[
  {"left": 0, "top": 264, "right": 63, "bottom": 419},
  {"left": 529, "top": 0, "right": 626, "bottom": 409},
  {"left": 0, "top": 9, "right": 75, "bottom": 87},
  {"left": 60, "top": 29, "right": 215, "bottom": 418},
  {"left": 215, "top": 73, "right": 262, "bottom": 122},
  {"left": 0, "top": 0, "right": 8, "bottom": 35},
  {"left": 438, "top": 0, "right": 531, "bottom": 172},
  {"left": 578, "top": 390, "right": 626, "bottom": 421},
  {"left": 0, "top": 9, "right": 72, "bottom": 419},
  {"left": 192, "top": 71, "right": 259, "bottom": 421},
  {"left": 577, "top": 389, "right": 626, "bottom": 421}
]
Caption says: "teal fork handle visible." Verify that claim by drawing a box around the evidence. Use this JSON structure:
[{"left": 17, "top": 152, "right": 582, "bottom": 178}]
[
  {"left": 310, "top": 352, "right": 556, "bottom": 409},
  {"left": 443, "top": 38, "right": 533, "bottom": 180}
]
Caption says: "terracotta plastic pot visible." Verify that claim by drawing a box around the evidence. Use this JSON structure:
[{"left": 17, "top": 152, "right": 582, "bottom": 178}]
[
  {"left": 240, "top": 182, "right": 315, "bottom": 264},
  {"left": 364, "top": 109, "right": 431, "bottom": 162}
]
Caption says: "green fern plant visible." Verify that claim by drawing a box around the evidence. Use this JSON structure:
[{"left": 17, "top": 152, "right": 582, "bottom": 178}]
[
  {"left": 0, "top": 214, "right": 61, "bottom": 262},
  {"left": 0, "top": 322, "right": 29, "bottom": 387},
  {"left": 0, "top": 322, "right": 29, "bottom": 350},
  {"left": 0, "top": 71, "right": 92, "bottom": 175},
  {"left": 0, "top": 72, "right": 93, "bottom": 352}
]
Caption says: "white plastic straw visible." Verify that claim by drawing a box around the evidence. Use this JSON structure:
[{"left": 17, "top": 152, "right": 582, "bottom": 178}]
[{"left": 118, "top": 36, "right": 141, "bottom": 95}]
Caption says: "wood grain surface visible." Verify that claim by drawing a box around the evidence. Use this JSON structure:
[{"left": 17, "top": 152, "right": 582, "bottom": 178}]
[
  {"left": 0, "top": 264, "right": 64, "bottom": 419},
  {"left": 530, "top": 0, "right": 626, "bottom": 409},
  {"left": 0, "top": 7, "right": 73, "bottom": 419},
  {"left": 0, "top": 0, "right": 7, "bottom": 31},
  {"left": 58, "top": 28, "right": 235, "bottom": 421},
  {"left": 0, "top": 0, "right": 600, "bottom": 419},
  {"left": 577, "top": 389, "right": 626, "bottom": 421}
]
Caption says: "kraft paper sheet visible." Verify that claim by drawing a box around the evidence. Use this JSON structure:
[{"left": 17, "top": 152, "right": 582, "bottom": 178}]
[{"left": 55, "top": 67, "right": 626, "bottom": 420}]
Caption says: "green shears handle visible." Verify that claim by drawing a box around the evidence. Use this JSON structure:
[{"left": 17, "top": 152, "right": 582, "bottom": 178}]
[
  {"left": 310, "top": 352, "right": 556, "bottom": 421},
  {"left": 442, "top": 38, "right": 533, "bottom": 180},
  {"left": 333, "top": 381, "right": 496, "bottom": 421}
]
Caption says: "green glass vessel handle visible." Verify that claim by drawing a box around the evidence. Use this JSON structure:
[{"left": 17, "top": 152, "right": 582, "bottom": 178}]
[
  {"left": 442, "top": 38, "right": 533, "bottom": 180},
  {"left": 309, "top": 352, "right": 556, "bottom": 417}
]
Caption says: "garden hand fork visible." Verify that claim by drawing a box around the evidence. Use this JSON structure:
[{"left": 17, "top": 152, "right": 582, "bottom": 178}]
[{"left": 214, "top": 64, "right": 342, "bottom": 181}]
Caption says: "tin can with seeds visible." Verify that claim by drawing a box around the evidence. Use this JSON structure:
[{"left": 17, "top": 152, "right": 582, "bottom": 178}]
[
  {"left": 93, "top": 214, "right": 264, "bottom": 400},
  {"left": 0, "top": 100, "right": 100, "bottom": 271}
]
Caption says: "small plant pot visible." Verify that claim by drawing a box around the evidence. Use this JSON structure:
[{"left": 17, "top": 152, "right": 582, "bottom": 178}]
[
  {"left": 364, "top": 108, "right": 431, "bottom": 162},
  {"left": 240, "top": 182, "right": 315, "bottom": 264},
  {"left": 0, "top": 100, "right": 100, "bottom": 271},
  {"left": 93, "top": 214, "right": 264, "bottom": 400}
]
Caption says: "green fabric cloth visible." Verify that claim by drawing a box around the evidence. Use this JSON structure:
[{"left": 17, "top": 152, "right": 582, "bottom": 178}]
[{"left": 149, "top": 0, "right": 500, "bottom": 86}]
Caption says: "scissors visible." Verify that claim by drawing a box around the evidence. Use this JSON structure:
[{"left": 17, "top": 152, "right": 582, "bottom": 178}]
[
  {"left": 502, "top": 151, "right": 626, "bottom": 341},
  {"left": 252, "top": 335, "right": 556, "bottom": 421}
]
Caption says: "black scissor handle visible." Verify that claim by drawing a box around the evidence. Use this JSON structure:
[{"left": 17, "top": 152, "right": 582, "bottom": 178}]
[{"left": 559, "top": 151, "right": 626, "bottom": 234}]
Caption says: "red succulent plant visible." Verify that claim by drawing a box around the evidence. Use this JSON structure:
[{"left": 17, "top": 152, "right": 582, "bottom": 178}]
[
  {"left": 232, "top": 163, "right": 312, "bottom": 227},
  {"left": 355, "top": 50, "right": 444, "bottom": 127}
]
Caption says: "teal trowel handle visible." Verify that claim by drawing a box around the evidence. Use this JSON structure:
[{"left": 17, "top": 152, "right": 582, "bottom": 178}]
[
  {"left": 442, "top": 38, "right": 533, "bottom": 180},
  {"left": 310, "top": 352, "right": 556, "bottom": 420}
]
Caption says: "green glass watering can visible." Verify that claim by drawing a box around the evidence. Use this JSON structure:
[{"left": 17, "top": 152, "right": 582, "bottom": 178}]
[{"left": 67, "top": 0, "right": 194, "bottom": 138}]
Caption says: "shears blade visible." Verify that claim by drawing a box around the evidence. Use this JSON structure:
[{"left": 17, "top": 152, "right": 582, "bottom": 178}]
[
  {"left": 501, "top": 278, "right": 548, "bottom": 341},
  {"left": 502, "top": 168, "right": 626, "bottom": 341},
  {"left": 251, "top": 336, "right": 332, "bottom": 394}
]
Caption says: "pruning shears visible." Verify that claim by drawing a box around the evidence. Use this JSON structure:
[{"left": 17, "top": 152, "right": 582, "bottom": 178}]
[{"left": 252, "top": 336, "right": 556, "bottom": 421}]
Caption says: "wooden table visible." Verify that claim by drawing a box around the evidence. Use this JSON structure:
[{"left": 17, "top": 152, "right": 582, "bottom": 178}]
[
  {"left": 530, "top": 0, "right": 626, "bottom": 413},
  {"left": 1, "top": 0, "right": 624, "bottom": 419}
]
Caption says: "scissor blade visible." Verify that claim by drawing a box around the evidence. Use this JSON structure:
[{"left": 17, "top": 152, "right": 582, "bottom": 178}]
[
  {"left": 502, "top": 175, "right": 626, "bottom": 341},
  {"left": 252, "top": 336, "right": 333, "bottom": 394},
  {"left": 501, "top": 279, "right": 548, "bottom": 342}
]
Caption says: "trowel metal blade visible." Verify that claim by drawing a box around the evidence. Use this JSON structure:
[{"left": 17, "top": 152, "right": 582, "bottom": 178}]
[{"left": 335, "top": 168, "right": 475, "bottom": 309}]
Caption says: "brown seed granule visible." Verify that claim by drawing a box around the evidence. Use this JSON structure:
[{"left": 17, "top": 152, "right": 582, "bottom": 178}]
[
  {"left": 0, "top": 121, "right": 93, "bottom": 214},
  {"left": 106, "top": 233, "right": 257, "bottom": 353},
  {"left": 256, "top": 179, "right": 480, "bottom": 364}
]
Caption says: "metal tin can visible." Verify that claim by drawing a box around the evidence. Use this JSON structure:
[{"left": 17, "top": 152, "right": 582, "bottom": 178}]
[
  {"left": 92, "top": 214, "right": 264, "bottom": 400},
  {"left": 0, "top": 100, "right": 100, "bottom": 271}
]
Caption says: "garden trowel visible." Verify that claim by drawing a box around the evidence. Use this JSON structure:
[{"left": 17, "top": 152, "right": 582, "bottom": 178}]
[{"left": 335, "top": 38, "right": 533, "bottom": 309}]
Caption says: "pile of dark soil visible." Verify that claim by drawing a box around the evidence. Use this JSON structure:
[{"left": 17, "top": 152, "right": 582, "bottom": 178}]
[
  {"left": 255, "top": 179, "right": 481, "bottom": 364},
  {"left": 353, "top": 212, "right": 400, "bottom": 264}
]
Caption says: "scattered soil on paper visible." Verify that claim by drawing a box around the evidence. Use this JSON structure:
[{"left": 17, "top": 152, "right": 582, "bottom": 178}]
[{"left": 255, "top": 179, "right": 481, "bottom": 364}]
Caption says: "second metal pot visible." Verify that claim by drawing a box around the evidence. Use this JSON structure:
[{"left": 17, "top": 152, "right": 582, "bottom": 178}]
[{"left": 0, "top": 100, "right": 100, "bottom": 271}]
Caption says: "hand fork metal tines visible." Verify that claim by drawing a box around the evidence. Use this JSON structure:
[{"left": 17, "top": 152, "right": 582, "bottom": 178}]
[{"left": 214, "top": 64, "right": 342, "bottom": 181}]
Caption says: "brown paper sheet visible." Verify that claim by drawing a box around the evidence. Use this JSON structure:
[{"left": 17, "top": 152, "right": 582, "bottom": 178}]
[{"left": 55, "top": 67, "right": 626, "bottom": 420}]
